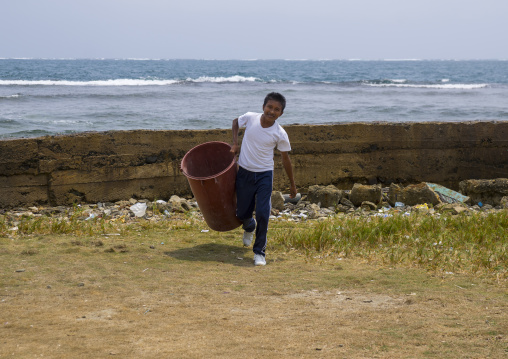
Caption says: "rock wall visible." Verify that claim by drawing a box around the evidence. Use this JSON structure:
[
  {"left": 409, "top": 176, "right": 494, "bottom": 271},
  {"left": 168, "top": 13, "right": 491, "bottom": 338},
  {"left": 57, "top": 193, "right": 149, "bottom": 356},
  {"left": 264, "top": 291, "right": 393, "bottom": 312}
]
[{"left": 1, "top": 121, "right": 507, "bottom": 208}]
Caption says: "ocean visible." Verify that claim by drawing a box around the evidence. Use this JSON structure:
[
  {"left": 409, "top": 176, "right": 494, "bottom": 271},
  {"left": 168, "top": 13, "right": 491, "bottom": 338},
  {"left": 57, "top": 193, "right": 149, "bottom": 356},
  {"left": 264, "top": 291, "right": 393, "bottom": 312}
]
[{"left": 1, "top": 59, "right": 507, "bottom": 139}]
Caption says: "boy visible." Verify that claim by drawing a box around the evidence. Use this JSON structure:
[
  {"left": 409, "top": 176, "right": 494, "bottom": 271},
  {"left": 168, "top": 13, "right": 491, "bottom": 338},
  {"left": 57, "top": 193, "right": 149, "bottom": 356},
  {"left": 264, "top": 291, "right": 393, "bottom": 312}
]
[{"left": 230, "top": 92, "right": 297, "bottom": 266}]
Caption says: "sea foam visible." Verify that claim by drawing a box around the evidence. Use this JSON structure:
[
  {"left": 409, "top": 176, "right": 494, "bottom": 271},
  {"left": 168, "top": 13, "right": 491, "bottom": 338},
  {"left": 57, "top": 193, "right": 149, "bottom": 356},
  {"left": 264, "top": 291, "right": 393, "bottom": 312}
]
[
  {"left": 0, "top": 79, "right": 180, "bottom": 86},
  {"left": 0, "top": 94, "right": 22, "bottom": 99},
  {"left": 189, "top": 76, "right": 258, "bottom": 83},
  {"left": 0, "top": 76, "right": 258, "bottom": 86},
  {"left": 366, "top": 83, "right": 488, "bottom": 89}
]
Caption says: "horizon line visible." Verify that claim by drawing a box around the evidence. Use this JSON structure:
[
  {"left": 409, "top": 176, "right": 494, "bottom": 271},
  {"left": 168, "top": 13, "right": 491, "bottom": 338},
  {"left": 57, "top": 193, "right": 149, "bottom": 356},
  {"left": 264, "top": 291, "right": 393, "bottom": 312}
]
[{"left": 1, "top": 57, "right": 507, "bottom": 62}]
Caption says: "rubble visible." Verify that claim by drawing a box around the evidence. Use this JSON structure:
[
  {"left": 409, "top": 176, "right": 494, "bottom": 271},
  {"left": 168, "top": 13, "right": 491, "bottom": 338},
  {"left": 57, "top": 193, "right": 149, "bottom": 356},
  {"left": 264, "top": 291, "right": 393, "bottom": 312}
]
[
  {"left": 307, "top": 185, "right": 343, "bottom": 208},
  {"left": 501, "top": 196, "right": 508, "bottom": 209},
  {"left": 350, "top": 184, "right": 382, "bottom": 207},
  {"left": 426, "top": 183, "right": 470, "bottom": 204},
  {"left": 271, "top": 191, "right": 285, "bottom": 211},
  {"left": 388, "top": 182, "right": 441, "bottom": 207},
  {"left": 434, "top": 202, "right": 469, "bottom": 215},
  {"left": 0, "top": 181, "right": 506, "bottom": 229},
  {"left": 459, "top": 178, "right": 508, "bottom": 206}
]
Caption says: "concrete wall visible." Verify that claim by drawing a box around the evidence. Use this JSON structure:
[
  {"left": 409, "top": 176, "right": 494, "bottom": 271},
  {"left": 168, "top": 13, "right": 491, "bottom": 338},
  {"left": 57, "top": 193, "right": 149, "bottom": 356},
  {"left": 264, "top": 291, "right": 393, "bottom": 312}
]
[{"left": 1, "top": 121, "right": 507, "bottom": 208}]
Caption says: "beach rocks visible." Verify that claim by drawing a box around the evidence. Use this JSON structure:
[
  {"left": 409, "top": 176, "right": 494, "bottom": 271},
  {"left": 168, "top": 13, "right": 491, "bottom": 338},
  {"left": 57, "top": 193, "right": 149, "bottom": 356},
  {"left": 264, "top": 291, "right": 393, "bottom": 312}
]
[
  {"left": 1, "top": 196, "right": 201, "bottom": 223},
  {"left": 271, "top": 191, "right": 285, "bottom": 211},
  {"left": 435, "top": 203, "right": 470, "bottom": 215},
  {"left": 350, "top": 184, "right": 382, "bottom": 207},
  {"left": 360, "top": 201, "right": 377, "bottom": 211},
  {"left": 501, "top": 196, "right": 508, "bottom": 209},
  {"left": 388, "top": 183, "right": 441, "bottom": 207},
  {"left": 168, "top": 195, "right": 192, "bottom": 212},
  {"left": 307, "top": 185, "right": 343, "bottom": 208},
  {"left": 459, "top": 178, "right": 508, "bottom": 206},
  {"left": 1, "top": 180, "right": 506, "bottom": 231},
  {"left": 340, "top": 197, "right": 355, "bottom": 208}
]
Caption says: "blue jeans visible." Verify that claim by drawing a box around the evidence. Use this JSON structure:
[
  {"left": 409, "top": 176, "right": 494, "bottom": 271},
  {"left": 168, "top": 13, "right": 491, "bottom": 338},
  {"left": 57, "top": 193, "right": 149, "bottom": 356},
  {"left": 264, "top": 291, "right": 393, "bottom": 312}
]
[{"left": 235, "top": 167, "right": 273, "bottom": 257}]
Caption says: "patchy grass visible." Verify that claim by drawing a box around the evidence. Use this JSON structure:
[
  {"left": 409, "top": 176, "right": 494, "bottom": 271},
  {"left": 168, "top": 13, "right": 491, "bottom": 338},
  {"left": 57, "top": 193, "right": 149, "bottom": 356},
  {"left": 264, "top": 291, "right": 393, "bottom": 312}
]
[
  {"left": 2, "top": 210, "right": 507, "bottom": 279},
  {"left": 271, "top": 211, "right": 508, "bottom": 280},
  {"left": 0, "top": 210, "right": 507, "bottom": 358}
]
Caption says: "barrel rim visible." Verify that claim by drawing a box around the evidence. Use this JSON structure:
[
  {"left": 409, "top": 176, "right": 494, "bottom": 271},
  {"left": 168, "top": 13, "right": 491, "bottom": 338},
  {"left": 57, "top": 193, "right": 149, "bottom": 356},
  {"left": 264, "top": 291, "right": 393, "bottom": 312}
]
[{"left": 180, "top": 141, "right": 236, "bottom": 181}]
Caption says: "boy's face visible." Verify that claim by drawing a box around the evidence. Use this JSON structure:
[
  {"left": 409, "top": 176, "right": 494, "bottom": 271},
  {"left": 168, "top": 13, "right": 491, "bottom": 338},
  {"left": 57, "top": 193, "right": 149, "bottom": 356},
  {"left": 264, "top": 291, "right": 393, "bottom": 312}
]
[{"left": 262, "top": 100, "right": 284, "bottom": 124}]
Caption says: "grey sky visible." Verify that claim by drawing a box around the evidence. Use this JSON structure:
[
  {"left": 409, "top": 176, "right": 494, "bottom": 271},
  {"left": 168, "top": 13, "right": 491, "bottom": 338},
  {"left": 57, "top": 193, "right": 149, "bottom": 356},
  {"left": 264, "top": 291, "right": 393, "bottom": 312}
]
[{"left": 3, "top": 0, "right": 507, "bottom": 60}]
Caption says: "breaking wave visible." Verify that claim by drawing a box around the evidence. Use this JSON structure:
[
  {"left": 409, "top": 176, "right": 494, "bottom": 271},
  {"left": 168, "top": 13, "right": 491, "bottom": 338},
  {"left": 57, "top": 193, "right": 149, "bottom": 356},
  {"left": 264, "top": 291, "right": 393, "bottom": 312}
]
[
  {"left": 0, "top": 76, "right": 259, "bottom": 86},
  {"left": 363, "top": 81, "right": 488, "bottom": 90}
]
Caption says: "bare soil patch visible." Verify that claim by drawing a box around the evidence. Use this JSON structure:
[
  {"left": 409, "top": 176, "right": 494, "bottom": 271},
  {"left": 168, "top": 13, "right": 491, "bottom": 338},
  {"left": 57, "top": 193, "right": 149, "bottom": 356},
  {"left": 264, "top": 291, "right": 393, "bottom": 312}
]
[{"left": 1, "top": 228, "right": 506, "bottom": 358}]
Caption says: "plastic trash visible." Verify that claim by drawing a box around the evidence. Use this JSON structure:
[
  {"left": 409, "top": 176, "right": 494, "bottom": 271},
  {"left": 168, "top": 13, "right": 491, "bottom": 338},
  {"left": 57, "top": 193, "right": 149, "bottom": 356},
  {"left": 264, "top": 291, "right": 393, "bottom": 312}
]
[
  {"left": 85, "top": 213, "right": 96, "bottom": 221},
  {"left": 130, "top": 202, "right": 147, "bottom": 217},
  {"left": 395, "top": 202, "right": 405, "bottom": 208},
  {"left": 283, "top": 193, "right": 302, "bottom": 204},
  {"left": 426, "top": 182, "right": 470, "bottom": 204},
  {"left": 414, "top": 203, "right": 429, "bottom": 210}
]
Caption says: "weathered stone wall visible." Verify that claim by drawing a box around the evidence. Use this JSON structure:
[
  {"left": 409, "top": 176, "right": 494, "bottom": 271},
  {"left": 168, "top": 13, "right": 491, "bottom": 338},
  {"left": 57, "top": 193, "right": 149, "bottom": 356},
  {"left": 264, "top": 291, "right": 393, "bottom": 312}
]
[{"left": 1, "top": 121, "right": 507, "bottom": 208}]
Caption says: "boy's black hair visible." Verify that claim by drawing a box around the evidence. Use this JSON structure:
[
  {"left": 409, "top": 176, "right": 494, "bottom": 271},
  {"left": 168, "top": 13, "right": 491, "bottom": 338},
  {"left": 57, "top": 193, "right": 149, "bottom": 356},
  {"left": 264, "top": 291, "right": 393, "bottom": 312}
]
[{"left": 263, "top": 92, "right": 286, "bottom": 112}]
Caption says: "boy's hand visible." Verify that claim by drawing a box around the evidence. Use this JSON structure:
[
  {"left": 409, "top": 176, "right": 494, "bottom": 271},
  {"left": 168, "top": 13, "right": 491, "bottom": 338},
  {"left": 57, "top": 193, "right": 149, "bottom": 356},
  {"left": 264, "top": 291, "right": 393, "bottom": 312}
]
[
  {"left": 230, "top": 144, "right": 240, "bottom": 155},
  {"left": 289, "top": 184, "right": 297, "bottom": 199}
]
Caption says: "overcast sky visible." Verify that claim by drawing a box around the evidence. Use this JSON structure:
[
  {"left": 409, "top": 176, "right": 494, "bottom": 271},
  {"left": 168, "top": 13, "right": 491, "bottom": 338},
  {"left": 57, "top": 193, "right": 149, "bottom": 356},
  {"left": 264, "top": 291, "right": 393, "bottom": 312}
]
[{"left": 3, "top": 0, "right": 507, "bottom": 60}]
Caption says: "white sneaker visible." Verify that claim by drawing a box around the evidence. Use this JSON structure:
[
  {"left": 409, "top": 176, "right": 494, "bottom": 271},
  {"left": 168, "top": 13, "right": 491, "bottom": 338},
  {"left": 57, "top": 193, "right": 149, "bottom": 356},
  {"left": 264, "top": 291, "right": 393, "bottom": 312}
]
[
  {"left": 242, "top": 219, "right": 256, "bottom": 247},
  {"left": 254, "top": 254, "right": 266, "bottom": 266},
  {"left": 243, "top": 231, "right": 253, "bottom": 247}
]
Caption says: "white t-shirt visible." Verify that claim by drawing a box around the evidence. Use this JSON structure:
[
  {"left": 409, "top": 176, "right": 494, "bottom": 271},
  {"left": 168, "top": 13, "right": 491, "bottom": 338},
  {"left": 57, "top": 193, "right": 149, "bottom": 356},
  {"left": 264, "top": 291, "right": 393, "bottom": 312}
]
[{"left": 237, "top": 112, "right": 291, "bottom": 172}]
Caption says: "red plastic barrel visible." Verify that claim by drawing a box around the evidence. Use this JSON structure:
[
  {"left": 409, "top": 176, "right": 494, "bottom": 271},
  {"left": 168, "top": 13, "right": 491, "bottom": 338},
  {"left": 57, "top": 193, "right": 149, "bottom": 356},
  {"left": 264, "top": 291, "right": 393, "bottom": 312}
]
[{"left": 180, "top": 141, "right": 242, "bottom": 232}]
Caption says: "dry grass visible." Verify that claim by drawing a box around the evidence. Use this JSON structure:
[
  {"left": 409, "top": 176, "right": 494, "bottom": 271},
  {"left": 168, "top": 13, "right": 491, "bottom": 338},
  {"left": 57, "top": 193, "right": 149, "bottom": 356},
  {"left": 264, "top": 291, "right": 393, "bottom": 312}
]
[{"left": 0, "top": 213, "right": 507, "bottom": 358}]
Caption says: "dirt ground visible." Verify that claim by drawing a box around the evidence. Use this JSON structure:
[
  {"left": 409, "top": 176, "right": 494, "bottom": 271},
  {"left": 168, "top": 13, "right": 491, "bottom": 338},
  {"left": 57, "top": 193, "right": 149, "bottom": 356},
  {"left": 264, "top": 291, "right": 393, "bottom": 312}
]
[{"left": 1, "top": 230, "right": 507, "bottom": 358}]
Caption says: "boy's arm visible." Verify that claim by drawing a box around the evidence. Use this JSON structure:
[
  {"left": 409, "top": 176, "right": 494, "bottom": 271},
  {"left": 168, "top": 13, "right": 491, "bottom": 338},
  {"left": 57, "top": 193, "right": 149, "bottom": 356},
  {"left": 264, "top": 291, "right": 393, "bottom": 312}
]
[
  {"left": 280, "top": 151, "right": 297, "bottom": 198},
  {"left": 231, "top": 118, "right": 240, "bottom": 155}
]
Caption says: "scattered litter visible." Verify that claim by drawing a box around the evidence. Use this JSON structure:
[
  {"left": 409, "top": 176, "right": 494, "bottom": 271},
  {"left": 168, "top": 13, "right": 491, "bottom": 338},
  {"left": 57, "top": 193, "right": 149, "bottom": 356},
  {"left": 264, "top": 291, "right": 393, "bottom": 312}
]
[
  {"left": 201, "top": 229, "right": 209, "bottom": 233},
  {"left": 85, "top": 213, "right": 96, "bottom": 220},
  {"left": 426, "top": 182, "right": 470, "bottom": 204},
  {"left": 395, "top": 202, "right": 405, "bottom": 208},
  {"left": 414, "top": 203, "right": 429, "bottom": 210},
  {"left": 130, "top": 202, "right": 147, "bottom": 217}
]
